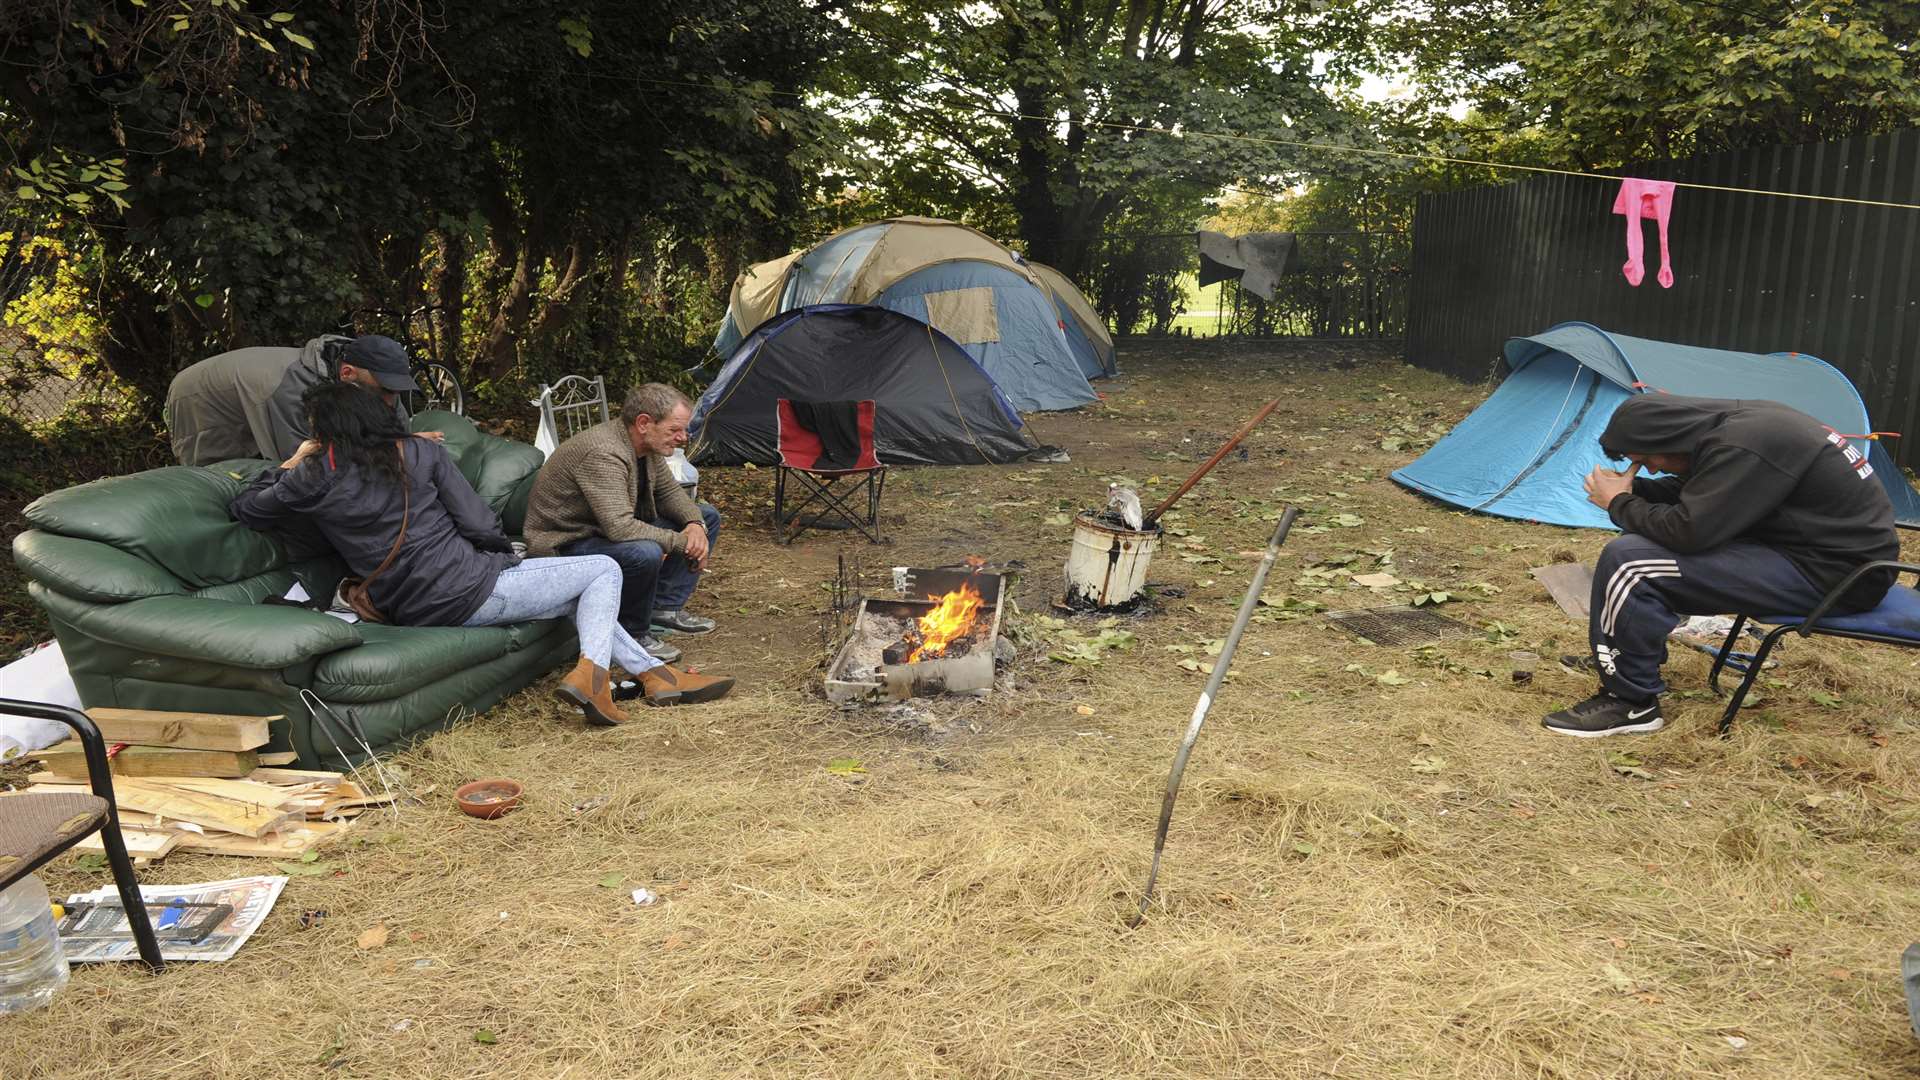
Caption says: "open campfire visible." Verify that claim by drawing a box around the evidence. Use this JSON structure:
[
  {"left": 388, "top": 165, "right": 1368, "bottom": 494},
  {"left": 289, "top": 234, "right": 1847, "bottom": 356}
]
[
  {"left": 827, "top": 569, "right": 1006, "bottom": 702},
  {"left": 881, "top": 581, "right": 986, "bottom": 665}
]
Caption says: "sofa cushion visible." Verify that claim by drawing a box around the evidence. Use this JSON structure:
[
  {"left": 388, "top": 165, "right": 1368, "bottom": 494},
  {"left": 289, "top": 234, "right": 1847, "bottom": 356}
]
[
  {"left": 194, "top": 568, "right": 300, "bottom": 606},
  {"left": 13, "top": 530, "right": 188, "bottom": 602},
  {"left": 413, "top": 410, "right": 543, "bottom": 534},
  {"left": 23, "top": 465, "right": 285, "bottom": 587},
  {"left": 33, "top": 587, "right": 362, "bottom": 669},
  {"left": 311, "top": 618, "right": 569, "bottom": 703}
]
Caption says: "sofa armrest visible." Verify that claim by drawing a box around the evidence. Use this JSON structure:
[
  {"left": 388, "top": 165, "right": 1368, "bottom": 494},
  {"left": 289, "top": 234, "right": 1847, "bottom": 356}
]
[{"left": 35, "top": 590, "right": 363, "bottom": 669}]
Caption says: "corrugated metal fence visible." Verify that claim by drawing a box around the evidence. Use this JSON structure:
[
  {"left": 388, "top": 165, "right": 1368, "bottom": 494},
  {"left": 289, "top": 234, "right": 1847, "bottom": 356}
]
[{"left": 1408, "top": 129, "right": 1920, "bottom": 469}]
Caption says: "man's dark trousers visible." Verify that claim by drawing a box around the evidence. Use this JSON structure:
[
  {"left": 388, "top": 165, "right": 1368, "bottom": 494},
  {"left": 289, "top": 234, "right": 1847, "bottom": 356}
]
[
  {"left": 1588, "top": 533, "right": 1828, "bottom": 701},
  {"left": 559, "top": 503, "right": 721, "bottom": 635}
]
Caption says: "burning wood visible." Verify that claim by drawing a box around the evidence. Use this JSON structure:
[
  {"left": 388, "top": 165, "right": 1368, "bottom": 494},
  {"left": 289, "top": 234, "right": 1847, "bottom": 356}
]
[
  {"left": 905, "top": 582, "right": 984, "bottom": 662},
  {"left": 879, "top": 582, "right": 985, "bottom": 665}
]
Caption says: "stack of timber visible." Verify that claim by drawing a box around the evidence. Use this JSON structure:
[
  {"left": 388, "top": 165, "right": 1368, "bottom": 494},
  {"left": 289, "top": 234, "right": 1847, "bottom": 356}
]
[{"left": 16, "top": 708, "right": 395, "bottom": 865}]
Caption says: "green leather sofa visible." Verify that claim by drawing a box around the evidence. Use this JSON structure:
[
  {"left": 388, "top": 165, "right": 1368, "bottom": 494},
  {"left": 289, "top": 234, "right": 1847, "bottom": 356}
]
[{"left": 10, "top": 410, "right": 577, "bottom": 768}]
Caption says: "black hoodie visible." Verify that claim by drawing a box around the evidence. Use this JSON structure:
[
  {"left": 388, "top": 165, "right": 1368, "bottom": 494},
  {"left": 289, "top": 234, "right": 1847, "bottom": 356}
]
[{"left": 1598, "top": 394, "right": 1898, "bottom": 612}]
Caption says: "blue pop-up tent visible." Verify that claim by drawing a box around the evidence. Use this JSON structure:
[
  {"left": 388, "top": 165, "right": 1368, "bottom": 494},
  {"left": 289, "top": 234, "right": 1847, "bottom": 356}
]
[
  {"left": 710, "top": 217, "right": 1098, "bottom": 413},
  {"left": 1392, "top": 322, "right": 1920, "bottom": 528}
]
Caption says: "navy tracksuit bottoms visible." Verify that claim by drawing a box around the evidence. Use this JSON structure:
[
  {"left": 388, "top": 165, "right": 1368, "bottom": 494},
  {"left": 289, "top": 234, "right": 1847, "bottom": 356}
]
[{"left": 1588, "top": 534, "right": 1826, "bottom": 701}]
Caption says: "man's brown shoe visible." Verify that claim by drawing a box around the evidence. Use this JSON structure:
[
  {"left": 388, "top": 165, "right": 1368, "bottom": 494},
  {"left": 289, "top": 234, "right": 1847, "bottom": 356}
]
[
  {"left": 639, "top": 664, "right": 735, "bottom": 705},
  {"left": 555, "top": 657, "right": 629, "bottom": 727}
]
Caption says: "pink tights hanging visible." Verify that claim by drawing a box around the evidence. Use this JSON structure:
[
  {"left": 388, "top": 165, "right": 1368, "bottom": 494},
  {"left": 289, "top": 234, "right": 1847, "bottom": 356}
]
[{"left": 1612, "top": 178, "right": 1675, "bottom": 288}]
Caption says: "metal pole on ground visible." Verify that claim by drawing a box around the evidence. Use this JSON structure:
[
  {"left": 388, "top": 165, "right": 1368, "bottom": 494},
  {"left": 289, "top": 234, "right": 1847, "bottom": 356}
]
[{"left": 1129, "top": 506, "right": 1300, "bottom": 927}]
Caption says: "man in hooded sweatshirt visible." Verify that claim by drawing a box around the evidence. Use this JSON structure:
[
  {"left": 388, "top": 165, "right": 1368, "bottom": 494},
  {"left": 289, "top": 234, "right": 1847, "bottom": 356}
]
[{"left": 1546, "top": 393, "right": 1899, "bottom": 737}]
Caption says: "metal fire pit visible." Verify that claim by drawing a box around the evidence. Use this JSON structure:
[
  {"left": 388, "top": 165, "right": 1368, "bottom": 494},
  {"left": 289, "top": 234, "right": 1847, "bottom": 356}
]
[{"left": 826, "top": 568, "right": 1006, "bottom": 703}]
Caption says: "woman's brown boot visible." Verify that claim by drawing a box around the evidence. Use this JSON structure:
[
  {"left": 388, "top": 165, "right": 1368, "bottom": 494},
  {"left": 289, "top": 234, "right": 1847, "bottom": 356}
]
[
  {"left": 555, "top": 657, "right": 629, "bottom": 727},
  {"left": 637, "top": 664, "right": 736, "bottom": 705}
]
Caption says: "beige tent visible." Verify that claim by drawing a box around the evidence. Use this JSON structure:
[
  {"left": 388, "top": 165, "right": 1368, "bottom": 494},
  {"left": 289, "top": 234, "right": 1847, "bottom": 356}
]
[{"left": 1027, "top": 261, "right": 1116, "bottom": 378}]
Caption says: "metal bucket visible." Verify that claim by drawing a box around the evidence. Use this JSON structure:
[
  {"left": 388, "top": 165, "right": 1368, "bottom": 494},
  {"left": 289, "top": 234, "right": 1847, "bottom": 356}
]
[{"left": 1064, "top": 512, "right": 1161, "bottom": 607}]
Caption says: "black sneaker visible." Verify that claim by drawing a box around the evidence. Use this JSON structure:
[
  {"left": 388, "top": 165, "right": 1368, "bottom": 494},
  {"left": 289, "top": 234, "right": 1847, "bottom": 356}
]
[{"left": 1542, "top": 692, "right": 1664, "bottom": 737}]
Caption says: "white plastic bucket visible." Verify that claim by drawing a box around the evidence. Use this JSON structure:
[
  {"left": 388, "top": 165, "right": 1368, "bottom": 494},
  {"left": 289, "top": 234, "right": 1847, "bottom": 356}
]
[{"left": 1064, "top": 513, "right": 1161, "bottom": 607}]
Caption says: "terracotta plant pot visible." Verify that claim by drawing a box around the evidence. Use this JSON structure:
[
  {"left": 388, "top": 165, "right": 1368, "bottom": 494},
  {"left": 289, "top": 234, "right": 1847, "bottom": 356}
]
[{"left": 455, "top": 778, "right": 524, "bottom": 820}]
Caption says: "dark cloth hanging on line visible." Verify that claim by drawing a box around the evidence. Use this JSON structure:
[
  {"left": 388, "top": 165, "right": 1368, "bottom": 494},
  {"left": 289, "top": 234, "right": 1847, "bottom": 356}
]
[{"left": 1195, "top": 231, "right": 1301, "bottom": 300}]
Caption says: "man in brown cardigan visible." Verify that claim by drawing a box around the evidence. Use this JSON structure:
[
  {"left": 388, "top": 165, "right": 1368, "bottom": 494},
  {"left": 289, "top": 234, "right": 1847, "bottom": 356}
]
[{"left": 524, "top": 383, "right": 721, "bottom": 666}]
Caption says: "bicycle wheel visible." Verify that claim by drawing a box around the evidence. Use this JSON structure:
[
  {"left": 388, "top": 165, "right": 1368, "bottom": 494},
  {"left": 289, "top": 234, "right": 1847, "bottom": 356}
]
[{"left": 407, "top": 361, "right": 466, "bottom": 417}]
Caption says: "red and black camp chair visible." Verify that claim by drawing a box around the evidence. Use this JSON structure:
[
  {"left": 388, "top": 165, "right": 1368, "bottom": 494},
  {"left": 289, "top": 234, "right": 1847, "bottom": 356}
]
[
  {"left": 1709, "top": 559, "right": 1920, "bottom": 735},
  {"left": 774, "top": 399, "right": 886, "bottom": 544}
]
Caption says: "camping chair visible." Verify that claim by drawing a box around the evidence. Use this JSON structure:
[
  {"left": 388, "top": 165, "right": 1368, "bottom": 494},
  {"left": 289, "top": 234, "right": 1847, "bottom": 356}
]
[
  {"left": 0, "top": 700, "right": 164, "bottom": 971},
  {"left": 1708, "top": 560, "right": 1920, "bottom": 735},
  {"left": 773, "top": 399, "right": 886, "bottom": 544},
  {"left": 537, "top": 374, "right": 610, "bottom": 441}
]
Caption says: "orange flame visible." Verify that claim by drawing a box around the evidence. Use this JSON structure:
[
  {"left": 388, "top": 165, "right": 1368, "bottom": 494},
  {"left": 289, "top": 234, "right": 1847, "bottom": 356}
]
[{"left": 907, "top": 582, "right": 985, "bottom": 662}]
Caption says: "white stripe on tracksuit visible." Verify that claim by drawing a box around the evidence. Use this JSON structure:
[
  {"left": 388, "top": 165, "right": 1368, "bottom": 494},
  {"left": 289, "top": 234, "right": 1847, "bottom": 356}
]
[{"left": 1601, "top": 558, "right": 1682, "bottom": 637}]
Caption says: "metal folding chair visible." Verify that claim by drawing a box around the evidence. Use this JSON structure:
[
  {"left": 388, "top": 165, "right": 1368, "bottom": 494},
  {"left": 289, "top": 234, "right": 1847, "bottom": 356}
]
[
  {"left": 1708, "top": 560, "right": 1920, "bottom": 735},
  {"left": 0, "top": 700, "right": 164, "bottom": 971},
  {"left": 773, "top": 399, "right": 886, "bottom": 544}
]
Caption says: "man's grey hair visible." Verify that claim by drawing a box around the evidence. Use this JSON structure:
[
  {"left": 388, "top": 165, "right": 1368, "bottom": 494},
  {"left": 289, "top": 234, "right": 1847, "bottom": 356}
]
[{"left": 620, "top": 383, "right": 692, "bottom": 426}]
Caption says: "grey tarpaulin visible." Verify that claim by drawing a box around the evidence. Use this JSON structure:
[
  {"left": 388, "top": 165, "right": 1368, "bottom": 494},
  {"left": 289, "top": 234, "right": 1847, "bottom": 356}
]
[{"left": 1195, "top": 231, "right": 1301, "bottom": 301}]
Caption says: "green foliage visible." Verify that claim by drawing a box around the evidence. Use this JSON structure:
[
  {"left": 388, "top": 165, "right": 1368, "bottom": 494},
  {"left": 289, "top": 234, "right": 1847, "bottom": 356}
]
[{"left": 1377, "top": 0, "right": 1920, "bottom": 168}]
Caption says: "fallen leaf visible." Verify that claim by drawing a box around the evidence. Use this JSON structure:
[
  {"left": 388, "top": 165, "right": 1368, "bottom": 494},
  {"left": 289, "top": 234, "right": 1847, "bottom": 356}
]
[
  {"left": 1825, "top": 967, "right": 1852, "bottom": 980},
  {"left": 597, "top": 872, "right": 625, "bottom": 889},
  {"left": 1291, "top": 841, "right": 1317, "bottom": 857},
  {"left": 1601, "top": 962, "right": 1634, "bottom": 992},
  {"left": 1607, "top": 751, "right": 1656, "bottom": 781},
  {"left": 1510, "top": 804, "right": 1537, "bottom": 819},
  {"left": 1610, "top": 937, "right": 1628, "bottom": 950},
  {"left": 473, "top": 1029, "right": 497, "bottom": 1045},
  {"left": 1352, "top": 572, "right": 1401, "bottom": 588},
  {"left": 1376, "top": 670, "right": 1413, "bottom": 686},
  {"left": 275, "top": 858, "right": 333, "bottom": 877},
  {"left": 1409, "top": 755, "right": 1446, "bottom": 774},
  {"left": 1074, "top": 704, "right": 1095, "bottom": 716},
  {"left": 357, "top": 924, "right": 390, "bottom": 950},
  {"left": 1724, "top": 1035, "right": 1749, "bottom": 1051},
  {"left": 826, "top": 758, "right": 866, "bottom": 776}
]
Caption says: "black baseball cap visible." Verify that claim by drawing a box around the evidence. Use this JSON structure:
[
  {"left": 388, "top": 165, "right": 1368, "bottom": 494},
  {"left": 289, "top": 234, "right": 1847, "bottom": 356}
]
[{"left": 341, "top": 335, "right": 420, "bottom": 393}]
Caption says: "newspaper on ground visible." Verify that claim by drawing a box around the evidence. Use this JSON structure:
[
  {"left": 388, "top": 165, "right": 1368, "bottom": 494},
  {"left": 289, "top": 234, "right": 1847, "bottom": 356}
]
[{"left": 58, "top": 875, "right": 287, "bottom": 963}]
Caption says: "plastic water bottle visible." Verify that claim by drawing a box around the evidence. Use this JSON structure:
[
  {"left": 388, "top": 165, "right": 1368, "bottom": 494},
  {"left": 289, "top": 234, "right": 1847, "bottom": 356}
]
[{"left": 0, "top": 874, "right": 69, "bottom": 1014}]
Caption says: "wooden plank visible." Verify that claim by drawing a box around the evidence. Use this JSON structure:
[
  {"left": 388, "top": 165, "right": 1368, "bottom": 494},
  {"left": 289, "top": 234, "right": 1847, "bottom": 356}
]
[
  {"left": 37, "top": 745, "right": 258, "bottom": 780},
  {"left": 73, "top": 827, "right": 181, "bottom": 861},
  {"left": 247, "top": 767, "right": 346, "bottom": 787},
  {"left": 70, "top": 777, "right": 296, "bottom": 838},
  {"left": 1530, "top": 563, "right": 1593, "bottom": 621},
  {"left": 84, "top": 708, "right": 275, "bottom": 752},
  {"left": 257, "top": 752, "right": 300, "bottom": 766},
  {"left": 173, "top": 818, "right": 359, "bottom": 858}
]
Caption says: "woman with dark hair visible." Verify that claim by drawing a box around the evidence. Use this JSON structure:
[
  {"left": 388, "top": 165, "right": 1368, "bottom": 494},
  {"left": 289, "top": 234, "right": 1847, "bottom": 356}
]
[{"left": 230, "top": 382, "right": 733, "bottom": 726}]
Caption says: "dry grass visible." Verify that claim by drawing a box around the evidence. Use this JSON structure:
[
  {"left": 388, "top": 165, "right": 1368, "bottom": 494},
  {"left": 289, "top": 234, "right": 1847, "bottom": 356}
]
[{"left": 10, "top": 338, "right": 1920, "bottom": 1079}]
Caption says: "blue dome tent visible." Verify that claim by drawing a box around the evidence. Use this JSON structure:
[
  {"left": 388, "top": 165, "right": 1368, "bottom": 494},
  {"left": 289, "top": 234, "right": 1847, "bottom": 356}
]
[
  {"left": 1392, "top": 322, "right": 1920, "bottom": 528},
  {"left": 711, "top": 218, "right": 1099, "bottom": 413}
]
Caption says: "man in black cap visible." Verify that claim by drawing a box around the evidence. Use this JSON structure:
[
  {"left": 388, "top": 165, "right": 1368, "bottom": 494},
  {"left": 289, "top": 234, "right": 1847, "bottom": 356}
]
[
  {"left": 166, "top": 334, "right": 429, "bottom": 465},
  {"left": 1544, "top": 393, "right": 1899, "bottom": 737}
]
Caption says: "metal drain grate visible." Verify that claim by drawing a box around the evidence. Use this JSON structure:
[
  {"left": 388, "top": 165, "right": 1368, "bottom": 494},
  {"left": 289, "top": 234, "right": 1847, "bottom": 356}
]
[{"left": 1325, "top": 606, "right": 1477, "bottom": 646}]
